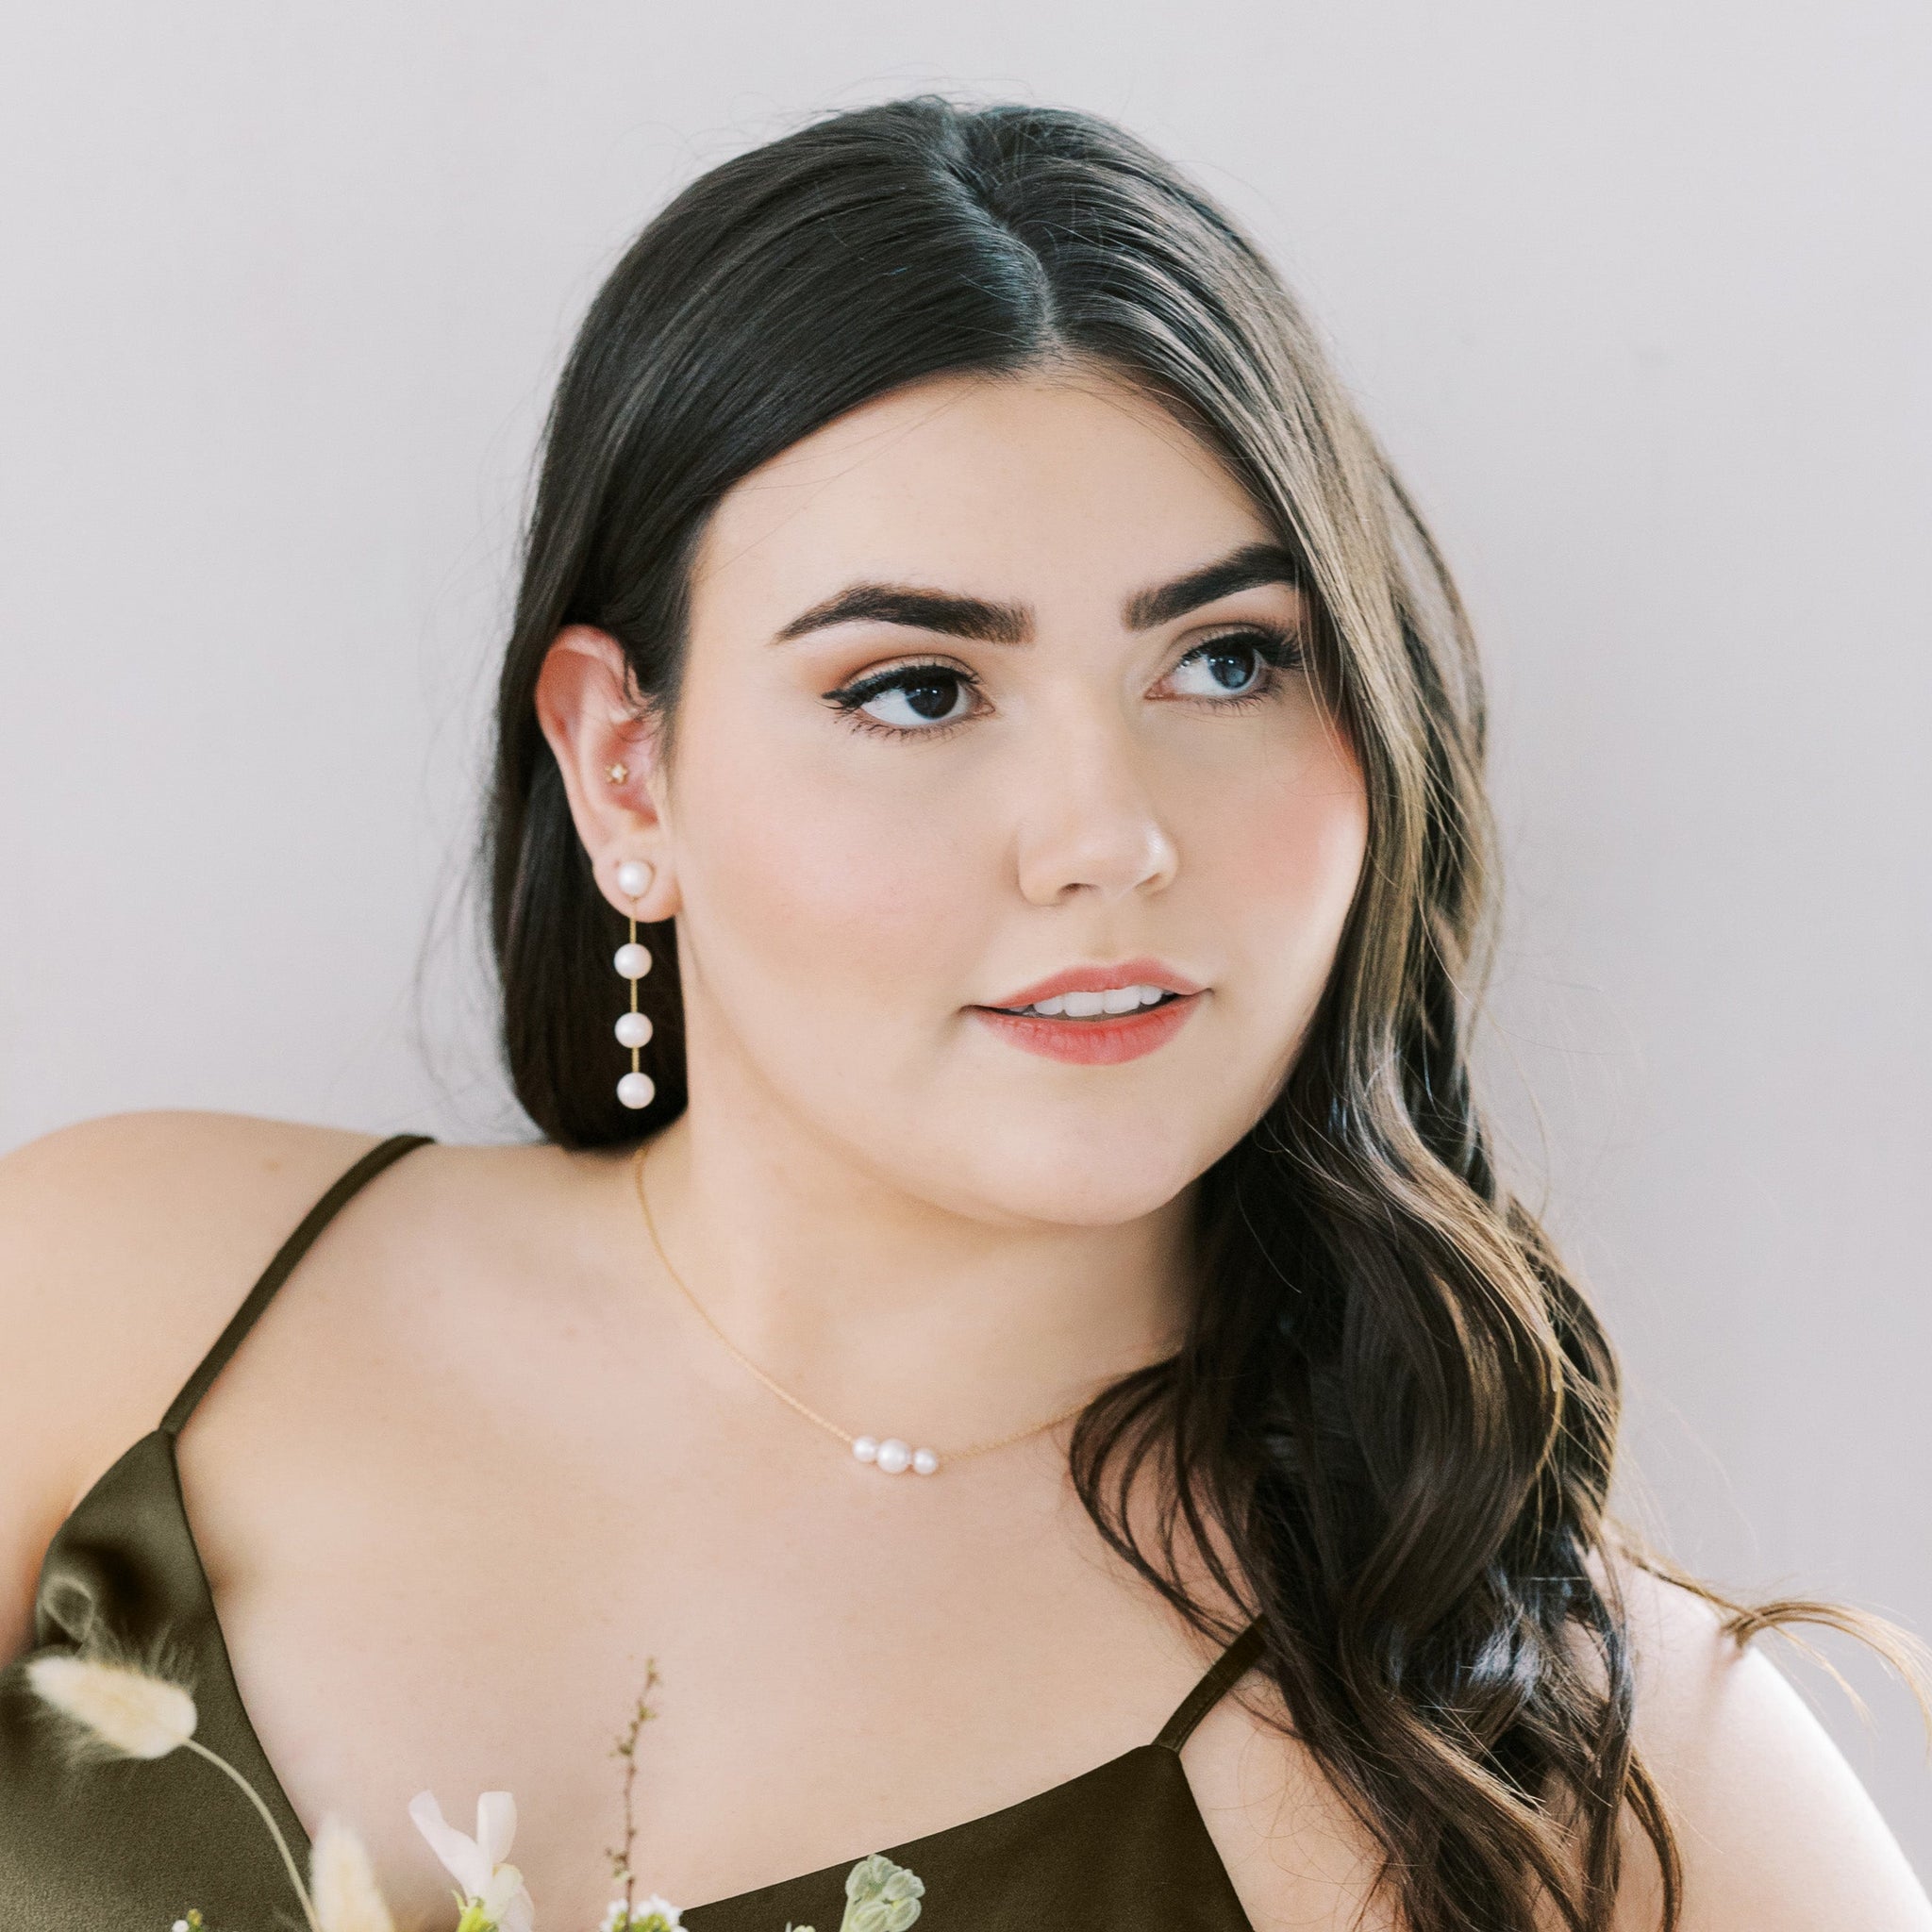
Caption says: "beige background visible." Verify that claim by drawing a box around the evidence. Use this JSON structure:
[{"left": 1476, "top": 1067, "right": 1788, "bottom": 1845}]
[{"left": 3, "top": 0, "right": 1926, "bottom": 1879}]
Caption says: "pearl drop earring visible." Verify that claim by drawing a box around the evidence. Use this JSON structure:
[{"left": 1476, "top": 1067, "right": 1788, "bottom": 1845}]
[{"left": 613, "top": 858, "right": 657, "bottom": 1110}]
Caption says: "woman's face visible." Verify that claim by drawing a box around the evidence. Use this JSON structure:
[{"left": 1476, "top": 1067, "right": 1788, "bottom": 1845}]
[{"left": 613, "top": 366, "right": 1366, "bottom": 1225}]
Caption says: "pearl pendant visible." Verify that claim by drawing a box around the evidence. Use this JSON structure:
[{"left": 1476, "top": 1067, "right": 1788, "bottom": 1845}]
[
  {"left": 613, "top": 898, "right": 655, "bottom": 1108},
  {"left": 853, "top": 1435, "right": 940, "bottom": 1475}
]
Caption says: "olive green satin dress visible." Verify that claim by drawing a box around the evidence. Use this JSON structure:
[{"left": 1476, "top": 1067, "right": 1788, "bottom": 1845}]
[{"left": 0, "top": 1134, "right": 1262, "bottom": 1930}]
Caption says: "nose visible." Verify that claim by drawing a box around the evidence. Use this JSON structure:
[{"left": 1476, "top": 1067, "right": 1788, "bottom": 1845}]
[{"left": 1011, "top": 703, "right": 1180, "bottom": 907}]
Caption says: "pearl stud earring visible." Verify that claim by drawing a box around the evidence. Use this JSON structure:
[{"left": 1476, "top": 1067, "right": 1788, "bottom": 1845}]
[
  {"left": 613, "top": 858, "right": 656, "bottom": 1110},
  {"left": 606, "top": 762, "right": 628, "bottom": 784}
]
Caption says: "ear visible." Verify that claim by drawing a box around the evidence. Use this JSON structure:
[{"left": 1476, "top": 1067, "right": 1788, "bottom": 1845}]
[{"left": 533, "top": 625, "right": 680, "bottom": 922}]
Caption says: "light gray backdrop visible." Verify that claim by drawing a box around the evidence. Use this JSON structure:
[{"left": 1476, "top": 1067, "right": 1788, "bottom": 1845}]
[{"left": 4, "top": 0, "right": 1926, "bottom": 1880}]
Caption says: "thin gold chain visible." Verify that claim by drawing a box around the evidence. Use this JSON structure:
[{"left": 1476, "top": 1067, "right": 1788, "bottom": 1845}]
[{"left": 629, "top": 1145, "right": 1095, "bottom": 1465}]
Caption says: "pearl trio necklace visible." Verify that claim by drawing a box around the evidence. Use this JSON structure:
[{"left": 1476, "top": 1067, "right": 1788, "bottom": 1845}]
[{"left": 629, "top": 1148, "right": 1093, "bottom": 1477}]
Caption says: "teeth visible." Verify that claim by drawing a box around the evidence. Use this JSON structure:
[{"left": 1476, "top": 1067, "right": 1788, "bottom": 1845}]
[{"left": 1008, "top": 983, "right": 1172, "bottom": 1018}]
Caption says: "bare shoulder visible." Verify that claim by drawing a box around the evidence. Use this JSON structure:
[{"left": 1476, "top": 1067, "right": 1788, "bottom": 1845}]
[
  {"left": 0, "top": 1110, "right": 385, "bottom": 1656},
  {"left": 1611, "top": 1558, "right": 1932, "bottom": 1930},
  {"left": 1191, "top": 1560, "right": 1931, "bottom": 1930},
  {"left": 1182, "top": 1648, "right": 1399, "bottom": 1929}
]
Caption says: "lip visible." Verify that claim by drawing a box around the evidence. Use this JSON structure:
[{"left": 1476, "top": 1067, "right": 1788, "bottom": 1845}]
[
  {"left": 980, "top": 957, "right": 1206, "bottom": 1011},
  {"left": 967, "top": 957, "right": 1208, "bottom": 1067},
  {"left": 969, "top": 994, "right": 1202, "bottom": 1065}
]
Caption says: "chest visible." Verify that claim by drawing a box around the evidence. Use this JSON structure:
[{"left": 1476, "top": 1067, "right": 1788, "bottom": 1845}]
[
  {"left": 100, "top": 1190, "right": 1391, "bottom": 1932},
  {"left": 169, "top": 1344, "right": 1276, "bottom": 1924}
]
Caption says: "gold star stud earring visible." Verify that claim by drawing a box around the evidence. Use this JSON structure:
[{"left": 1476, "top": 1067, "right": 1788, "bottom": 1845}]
[{"left": 606, "top": 762, "right": 629, "bottom": 784}]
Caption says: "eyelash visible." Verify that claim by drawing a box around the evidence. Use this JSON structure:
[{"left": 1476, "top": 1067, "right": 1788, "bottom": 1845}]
[{"left": 819, "top": 625, "right": 1306, "bottom": 742}]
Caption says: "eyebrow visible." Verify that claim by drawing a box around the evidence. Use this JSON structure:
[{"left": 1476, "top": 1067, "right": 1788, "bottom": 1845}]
[
  {"left": 1124, "top": 541, "right": 1305, "bottom": 629},
  {"left": 773, "top": 583, "right": 1029, "bottom": 645},
  {"left": 769, "top": 540, "right": 1304, "bottom": 646}
]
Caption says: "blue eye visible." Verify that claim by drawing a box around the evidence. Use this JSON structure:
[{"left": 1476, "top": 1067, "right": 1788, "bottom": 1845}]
[
  {"left": 1167, "top": 626, "right": 1302, "bottom": 703},
  {"left": 1173, "top": 642, "right": 1262, "bottom": 696}
]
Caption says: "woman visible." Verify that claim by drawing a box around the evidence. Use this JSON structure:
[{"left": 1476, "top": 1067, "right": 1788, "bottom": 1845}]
[{"left": 1, "top": 95, "right": 1925, "bottom": 1932}]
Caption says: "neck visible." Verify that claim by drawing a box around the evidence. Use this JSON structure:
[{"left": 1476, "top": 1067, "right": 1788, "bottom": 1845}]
[{"left": 629, "top": 1098, "right": 1198, "bottom": 1457}]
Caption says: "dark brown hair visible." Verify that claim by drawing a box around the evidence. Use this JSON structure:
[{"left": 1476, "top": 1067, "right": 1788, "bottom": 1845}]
[{"left": 482, "top": 95, "right": 1921, "bottom": 1930}]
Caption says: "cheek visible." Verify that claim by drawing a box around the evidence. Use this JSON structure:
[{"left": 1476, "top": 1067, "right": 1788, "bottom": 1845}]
[
  {"left": 1208, "top": 727, "right": 1369, "bottom": 1024},
  {"left": 675, "top": 724, "right": 980, "bottom": 1022}
]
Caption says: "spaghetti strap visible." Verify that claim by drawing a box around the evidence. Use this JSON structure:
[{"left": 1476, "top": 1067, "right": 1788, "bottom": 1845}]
[
  {"left": 158, "top": 1132, "right": 436, "bottom": 1437},
  {"left": 1152, "top": 1617, "right": 1268, "bottom": 1753}
]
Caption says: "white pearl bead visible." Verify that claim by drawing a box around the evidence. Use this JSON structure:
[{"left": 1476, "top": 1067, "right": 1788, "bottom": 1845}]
[
  {"left": 616, "top": 858, "right": 655, "bottom": 899},
  {"left": 616, "top": 1071, "right": 656, "bottom": 1109},
  {"left": 911, "top": 1447, "right": 939, "bottom": 1475},
  {"left": 874, "top": 1437, "right": 912, "bottom": 1475},
  {"left": 614, "top": 1010, "right": 654, "bottom": 1049},
  {"left": 613, "top": 942, "right": 652, "bottom": 979},
  {"left": 852, "top": 1436, "right": 879, "bottom": 1463}
]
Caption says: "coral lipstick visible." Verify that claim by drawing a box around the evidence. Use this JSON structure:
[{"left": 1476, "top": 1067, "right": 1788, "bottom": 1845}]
[
  {"left": 968, "top": 958, "right": 1206, "bottom": 1065},
  {"left": 972, "top": 997, "right": 1200, "bottom": 1064}
]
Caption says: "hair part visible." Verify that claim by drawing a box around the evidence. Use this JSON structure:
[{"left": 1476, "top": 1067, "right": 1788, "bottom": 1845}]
[{"left": 481, "top": 93, "right": 1925, "bottom": 1931}]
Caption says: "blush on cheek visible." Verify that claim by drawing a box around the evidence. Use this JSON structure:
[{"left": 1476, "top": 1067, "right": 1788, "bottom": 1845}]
[
  {"left": 1304, "top": 784, "right": 1372, "bottom": 927},
  {"left": 698, "top": 769, "right": 984, "bottom": 1013},
  {"left": 1233, "top": 752, "right": 1371, "bottom": 1012}
]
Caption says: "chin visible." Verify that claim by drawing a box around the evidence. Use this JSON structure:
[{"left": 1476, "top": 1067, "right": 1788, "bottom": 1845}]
[{"left": 941, "top": 1122, "right": 1216, "bottom": 1228}]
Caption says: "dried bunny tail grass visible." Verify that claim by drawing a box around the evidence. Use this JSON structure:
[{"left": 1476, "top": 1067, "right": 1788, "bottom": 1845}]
[
  {"left": 25, "top": 1651, "right": 198, "bottom": 1761},
  {"left": 172, "top": 1740, "right": 323, "bottom": 1932},
  {"left": 311, "top": 1812, "right": 398, "bottom": 1932},
  {"left": 25, "top": 1637, "right": 322, "bottom": 1932}
]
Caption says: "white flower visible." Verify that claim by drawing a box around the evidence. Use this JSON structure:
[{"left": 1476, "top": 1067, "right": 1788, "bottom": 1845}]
[
  {"left": 408, "top": 1789, "right": 536, "bottom": 1932},
  {"left": 604, "top": 1897, "right": 681, "bottom": 1931},
  {"left": 840, "top": 1855, "right": 923, "bottom": 1932}
]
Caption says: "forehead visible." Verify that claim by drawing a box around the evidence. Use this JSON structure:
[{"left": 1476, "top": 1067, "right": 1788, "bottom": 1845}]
[{"left": 689, "top": 367, "right": 1276, "bottom": 624}]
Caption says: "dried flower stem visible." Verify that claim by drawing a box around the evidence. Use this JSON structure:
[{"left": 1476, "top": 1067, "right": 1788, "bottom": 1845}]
[
  {"left": 179, "top": 1736, "right": 322, "bottom": 1932},
  {"left": 605, "top": 1659, "right": 661, "bottom": 1924}
]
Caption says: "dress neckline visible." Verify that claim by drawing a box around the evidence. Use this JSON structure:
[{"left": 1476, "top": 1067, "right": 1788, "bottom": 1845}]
[
  {"left": 105, "top": 1421, "right": 1265, "bottom": 1919},
  {"left": 41, "top": 1130, "right": 1265, "bottom": 1922}
]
